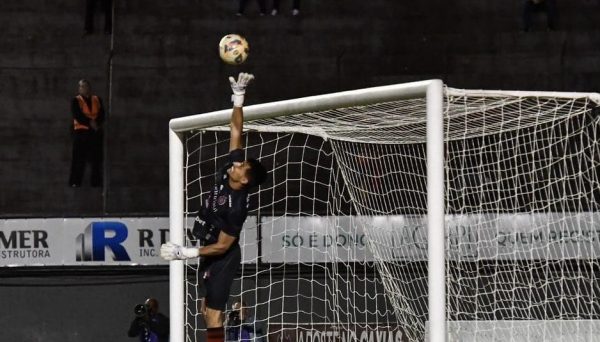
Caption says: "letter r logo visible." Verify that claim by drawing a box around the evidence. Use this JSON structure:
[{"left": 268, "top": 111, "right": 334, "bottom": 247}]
[{"left": 76, "top": 222, "right": 131, "bottom": 262}]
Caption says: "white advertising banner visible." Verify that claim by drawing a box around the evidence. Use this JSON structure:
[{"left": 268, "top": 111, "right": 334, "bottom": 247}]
[
  {"left": 0, "top": 217, "right": 257, "bottom": 267},
  {"left": 3, "top": 213, "right": 598, "bottom": 266},
  {"left": 261, "top": 215, "right": 374, "bottom": 263},
  {"left": 440, "top": 320, "right": 600, "bottom": 342},
  {"left": 261, "top": 213, "right": 600, "bottom": 263},
  {"left": 268, "top": 323, "right": 408, "bottom": 342}
]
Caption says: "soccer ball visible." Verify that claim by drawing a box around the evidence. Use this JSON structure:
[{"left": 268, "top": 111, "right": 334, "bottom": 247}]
[{"left": 218, "top": 34, "right": 249, "bottom": 65}]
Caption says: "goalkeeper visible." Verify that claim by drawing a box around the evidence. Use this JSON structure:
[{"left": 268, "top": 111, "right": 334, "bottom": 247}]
[{"left": 161, "top": 73, "right": 267, "bottom": 342}]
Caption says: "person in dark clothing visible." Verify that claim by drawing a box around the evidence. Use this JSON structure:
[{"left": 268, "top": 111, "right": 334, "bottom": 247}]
[
  {"left": 271, "top": 0, "right": 300, "bottom": 16},
  {"left": 128, "top": 298, "right": 169, "bottom": 342},
  {"left": 226, "top": 301, "right": 267, "bottom": 342},
  {"left": 84, "top": 0, "right": 113, "bottom": 35},
  {"left": 236, "top": 0, "right": 267, "bottom": 16},
  {"left": 523, "top": 0, "right": 558, "bottom": 31},
  {"left": 161, "top": 73, "right": 267, "bottom": 342},
  {"left": 69, "top": 79, "right": 105, "bottom": 188}
]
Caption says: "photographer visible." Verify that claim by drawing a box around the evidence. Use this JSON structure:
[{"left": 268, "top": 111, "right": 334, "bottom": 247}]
[
  {"left": 128, "top": 298, "right": 169, "bottom": 342},
  {"left": 225, "top": 301, "right": 258, "bottom": 342}
]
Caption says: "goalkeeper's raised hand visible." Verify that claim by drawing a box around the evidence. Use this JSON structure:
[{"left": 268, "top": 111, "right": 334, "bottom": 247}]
[
  {"left": 160, "top": 242, "right": 200, "bottom": 261},
  {"left": 229, "top": 72, "right": 254, "bottom": 107}
]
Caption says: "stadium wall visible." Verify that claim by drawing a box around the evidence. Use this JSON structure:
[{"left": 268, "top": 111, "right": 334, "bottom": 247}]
[{"left": 1, "top": 0, "right": 599, "bottom": 216}]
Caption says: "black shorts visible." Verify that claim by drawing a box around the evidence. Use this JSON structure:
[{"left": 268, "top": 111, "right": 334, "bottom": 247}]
[{"left": 204, "top": 245, "right": 241, "bottom": 311}]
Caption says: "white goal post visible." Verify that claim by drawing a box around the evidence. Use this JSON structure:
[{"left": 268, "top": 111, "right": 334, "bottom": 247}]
[{"left": 167, "top": 80, "right": 600, "bottom": 342}]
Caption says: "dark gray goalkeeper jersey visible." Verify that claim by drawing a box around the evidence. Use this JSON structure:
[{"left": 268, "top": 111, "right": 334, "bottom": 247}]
[
  {"left": 200, "top": 148, "right": 249, "bottom": 311},
  {"left": 197, "top": 148, "right": 249, "bottom": 245}
]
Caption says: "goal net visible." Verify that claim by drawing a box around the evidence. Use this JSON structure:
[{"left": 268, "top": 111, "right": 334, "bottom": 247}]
[{"left": 168, "top": 81, "right": 600, "bottom": 342}]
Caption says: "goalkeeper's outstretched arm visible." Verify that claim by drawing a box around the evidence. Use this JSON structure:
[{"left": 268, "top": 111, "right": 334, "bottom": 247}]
[{"left": 229, "top": 72, "right": 254, "bottom": 152}]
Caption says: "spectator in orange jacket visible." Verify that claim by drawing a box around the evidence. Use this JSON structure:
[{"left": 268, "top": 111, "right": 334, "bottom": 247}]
[{"left": 69, "top": 79, "right": 105, "bottom": 188}]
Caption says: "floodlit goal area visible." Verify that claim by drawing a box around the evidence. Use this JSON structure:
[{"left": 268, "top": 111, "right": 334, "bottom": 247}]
[{"left": 168, "top": 80, "right": 600, "bottom": 342}]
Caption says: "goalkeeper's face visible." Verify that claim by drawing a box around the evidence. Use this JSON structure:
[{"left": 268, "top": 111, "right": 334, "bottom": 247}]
[{"left": 228, "top": 161, "right": 251, "bottom": 186}]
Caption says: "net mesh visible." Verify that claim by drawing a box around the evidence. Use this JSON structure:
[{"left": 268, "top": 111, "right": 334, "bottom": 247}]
[{"left": 180, "top": 87, "right": 600, "bottom": 341}]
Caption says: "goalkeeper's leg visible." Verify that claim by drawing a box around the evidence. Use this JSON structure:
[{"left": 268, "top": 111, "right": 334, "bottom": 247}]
[
  {"left": 202, "top": 247, "right": 241, "bottom": 342},
  {"left": 205, "top": 307, "right": 225, "bottom": 342},
  {"left": 199, "top": 298, "right": 225, "bottom": 342}
]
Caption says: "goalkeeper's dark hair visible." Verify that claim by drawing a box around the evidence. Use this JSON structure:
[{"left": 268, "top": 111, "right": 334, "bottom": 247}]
[{"left": 246, "top": 158, "right": 267, "bottom": 189}]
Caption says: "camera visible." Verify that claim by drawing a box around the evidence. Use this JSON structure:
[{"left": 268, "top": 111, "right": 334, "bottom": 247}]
[
  {"left": 134, "top": 304, "right": 148, "bottom": 318},
  {"left": 228, "top": 310, "right": 241, "bottom": 326}
]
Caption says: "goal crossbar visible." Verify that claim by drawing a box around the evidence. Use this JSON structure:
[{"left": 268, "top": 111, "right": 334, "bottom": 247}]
[
  {"left": 169, "top": 80, "right": 440, "bottom": 132},
  {"left": 170, "top": 83, "right": 600, "bottom": 133}
]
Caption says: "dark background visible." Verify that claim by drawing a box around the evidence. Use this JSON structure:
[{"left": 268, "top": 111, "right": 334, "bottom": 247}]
[
  {"left": 1, "top": 1, "right": 599, "bottom": 341},
  {"left": 1, "top": 0, "right": 599, "bottom": 216}
]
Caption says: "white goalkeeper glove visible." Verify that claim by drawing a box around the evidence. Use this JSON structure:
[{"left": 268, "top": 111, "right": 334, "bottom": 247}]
[
  {"left": 160, "top": 242, "right": 200, "bottom": 261},
  {"left": 229, "top": 72, "right": 254, "bottom": 107}
]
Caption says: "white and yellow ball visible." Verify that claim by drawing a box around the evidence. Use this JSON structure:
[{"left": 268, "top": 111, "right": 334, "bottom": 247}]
[{"left": 218, "top": 34, "right": 249, "bottom": 65}]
